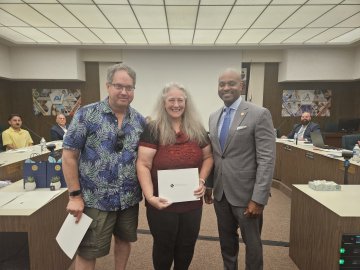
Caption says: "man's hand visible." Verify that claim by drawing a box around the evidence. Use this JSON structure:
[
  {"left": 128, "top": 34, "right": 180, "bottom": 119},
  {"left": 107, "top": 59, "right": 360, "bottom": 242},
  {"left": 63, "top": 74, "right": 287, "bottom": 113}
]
[
  {"left": 244, "top": 200, "right": 264, "bottom": 218},
  {"left": 66, "top": 196, "right": 85, "bottom": 223},
  {"left": 204, "top": 188, "right": 213, "bottom": 204}
]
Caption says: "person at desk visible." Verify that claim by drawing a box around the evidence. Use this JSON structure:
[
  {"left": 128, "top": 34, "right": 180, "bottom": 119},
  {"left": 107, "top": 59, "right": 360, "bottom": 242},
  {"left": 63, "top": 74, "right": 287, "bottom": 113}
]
[
  {"left": 282, "top": 111, "right": 320, "bottom": 142},
  {"left": 2, "top": 114, "right": 33, "bottom": 151},
  {"left": 50, "top": 113, "right": 68, "bottom": 140}
]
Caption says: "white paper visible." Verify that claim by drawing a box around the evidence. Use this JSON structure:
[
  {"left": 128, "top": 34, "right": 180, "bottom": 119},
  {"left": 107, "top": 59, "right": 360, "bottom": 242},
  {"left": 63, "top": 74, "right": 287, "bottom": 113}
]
[
  {"left": 0, "top": 192, "right": 23, "bottom": 207},
  {"left": 56, "top": 213, "right": 93, "bottom": 259},
  {"left": 158, "top": 168, "right": 200, "bottom": 203},
  {"left": 1, "top": 190, "right": 62, "bottom": 210}
]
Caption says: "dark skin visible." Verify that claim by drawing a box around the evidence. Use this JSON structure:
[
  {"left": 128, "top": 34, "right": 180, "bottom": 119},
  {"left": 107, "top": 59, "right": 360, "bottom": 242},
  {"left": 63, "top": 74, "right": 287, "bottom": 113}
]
[{"left": 204, "top": 70, "right": 264, "bottom": 218}]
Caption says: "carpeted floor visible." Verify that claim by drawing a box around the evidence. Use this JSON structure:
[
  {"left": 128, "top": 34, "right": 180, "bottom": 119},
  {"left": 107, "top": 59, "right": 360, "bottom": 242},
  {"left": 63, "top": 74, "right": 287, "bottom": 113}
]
[{"left": 69, "top": 187, "right": 299, "bottom": 270}]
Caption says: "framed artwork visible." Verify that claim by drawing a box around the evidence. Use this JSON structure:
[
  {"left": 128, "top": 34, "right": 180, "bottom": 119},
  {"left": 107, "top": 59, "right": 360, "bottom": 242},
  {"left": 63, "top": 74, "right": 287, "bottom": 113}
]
[
  {"left": 32, "top": 89, "right": 81, "bottom": 116},
  {"left": 241, "top": 63, "right": 250, "bottom": 101},
  {"left": 281, "top": 89, "right": 332, "bottom": 117}
]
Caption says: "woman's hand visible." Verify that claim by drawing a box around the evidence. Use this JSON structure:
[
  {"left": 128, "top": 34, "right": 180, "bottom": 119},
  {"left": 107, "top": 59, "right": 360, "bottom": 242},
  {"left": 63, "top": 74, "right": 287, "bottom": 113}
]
[
  {"left": 147, "top": 196, "right": 172, "bottom": 210},
  {"left": 194, "top": 178, "right": 206, "bottom": 198}
]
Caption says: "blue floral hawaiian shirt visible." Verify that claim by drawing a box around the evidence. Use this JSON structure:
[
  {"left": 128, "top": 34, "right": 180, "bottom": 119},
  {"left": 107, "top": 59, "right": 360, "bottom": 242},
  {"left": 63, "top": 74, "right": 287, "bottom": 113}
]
[{"left": 63, "top": 98, "right": 145, "bottom": 211}]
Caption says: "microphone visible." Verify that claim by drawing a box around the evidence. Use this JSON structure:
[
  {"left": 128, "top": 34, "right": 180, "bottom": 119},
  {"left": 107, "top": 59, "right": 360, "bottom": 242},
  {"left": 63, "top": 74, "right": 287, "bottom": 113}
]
[
  {"left": 275, "top": 117, "right": 291, "bottom": 138},
  {"left": 21, "top": 123, "right": 43, "bottom": 141}
]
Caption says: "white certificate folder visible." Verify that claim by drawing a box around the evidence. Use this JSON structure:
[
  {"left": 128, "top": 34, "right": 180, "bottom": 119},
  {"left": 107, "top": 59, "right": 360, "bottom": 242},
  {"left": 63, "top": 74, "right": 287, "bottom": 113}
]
[{"left": 158, "top": 168, "right": 200, "bottom": 203}]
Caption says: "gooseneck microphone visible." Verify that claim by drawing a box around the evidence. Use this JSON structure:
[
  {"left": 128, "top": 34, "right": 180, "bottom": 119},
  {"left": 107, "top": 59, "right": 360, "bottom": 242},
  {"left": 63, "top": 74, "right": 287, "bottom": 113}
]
[{"left": 21, "top": 123, "right": 44, "bottom": 141}]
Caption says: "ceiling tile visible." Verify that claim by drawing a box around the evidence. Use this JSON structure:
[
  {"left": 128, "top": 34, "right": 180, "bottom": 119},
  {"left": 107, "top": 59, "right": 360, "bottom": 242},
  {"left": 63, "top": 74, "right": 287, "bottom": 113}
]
[
  {"left": 0, "top": 0, "right": 22, "bottom": 3},
  {"left": 238, "top": 28, "right": 272, "bottom": 43},
  {"left": 37, "top": 27, "right": 81, "bottom": 43},
  {"left": 336, "top": 12, "right": 360, "bottom": 27},
  {"left": 143, "top": 29, "right": 169, "bottom": 44},
  {"left": 309, "top": 5, "right": 360, "bottom": 27},
  {"left": 10, "top": 26, "right": 57, "bottom": 42},
  {"left": 201, "top": 0, "right": 235, "bottom": 4},
  {"left": 235, "top": 0, "right": 271, "bottom": 4},
  {"left": 0, "top": 26, "right": 34, "bottom": 43},
  {"left": 133, "top": 6, "right": 167, "bottom": 28},
  {"left": 305, "top": 27, "right": 354, "bottom": 43},
  {"left": 193, "top": 29, "right": 219, "bottom": 43},
  {"left": 197, "top": 6, "right": 232, "bottom": 29},
  {"left": 169, "top": 29, "right": 193, "bottom": 44},
  {"left": 271, "top": 0, "right": 307, "bottom": 4},
  {"left": 130, "top": 0, "right": 163, "bottom": 4},
  {"left": 0, "top": 4, "right": 56, "bottom": 27},
  {"left": 224, "top": 6, "right": 266, "bottom": 28},
  {"left": 0, "top": 9, "right": 28, "bottom": 26},
  {"left": 329, "top": 27, "right": 360, "bottom": 43},
  {"left": 99, "top": 5, "right": 139, "bottom": 28},
  {"left": 64, "top": 28, "right": 103, "bottom": 43},
  {"left": 306, "top": 0, "right": 342, "bottom": 3},
  {"left": 58, "top": 0, "right": 93, "bottom": 3},
  {"left": 94, "top": 0, "right": 128, "bottom": 3},
  {"left": 31, "top": 4, "right": 84, "bottom": 27},
  {"left": 283, "top": 28, "right": 325, "bottom": 43},
  {"left": 165, "top": 0, "right": 198, "bottom": 4},
  {"left": 260, "top": 28, "right": 299, "bottom": 43},
  {"left": 117, "top": 28, "right": 147, "bottom": 44},
  {"left": 23, "top": 0, "right": 57, "bottom": 3},
  {"left": 64, "top": 5, "right": 112, "bottom": 28},
  {"left": 91, "top": 28, "right": 125, "bottom": 43},
  {"left": 166, "top": 6, "right": 198, "bottom": 29},
  {"left": 342, "top": 0, "right": 360, "bottom": 3},
  {"left": 216, "top": 29, "right": 246, "bottom": 44},
  {"left": 252, "top": 5, "right": 300, "bottom": 28},
  {"left": 279, "top": 5, "right": 334, "bottom": 28}
]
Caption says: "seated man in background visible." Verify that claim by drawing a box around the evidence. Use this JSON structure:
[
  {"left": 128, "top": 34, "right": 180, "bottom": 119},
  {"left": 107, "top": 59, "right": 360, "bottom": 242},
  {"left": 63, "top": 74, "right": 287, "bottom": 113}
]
[
  {"left": 2, "top": 114, "right": 33, "bottom": 150},
  {"left": 282, "top": 111, "right": 320, "bottom": 142},
  {"left": 50, "top": 113, "right": 68, "bottom": 140}
]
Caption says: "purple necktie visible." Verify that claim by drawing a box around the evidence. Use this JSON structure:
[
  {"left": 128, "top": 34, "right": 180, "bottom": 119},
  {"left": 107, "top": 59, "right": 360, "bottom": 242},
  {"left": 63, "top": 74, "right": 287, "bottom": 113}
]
[{"left": 219, "top": 107, "right": 231, "bottom": 150}]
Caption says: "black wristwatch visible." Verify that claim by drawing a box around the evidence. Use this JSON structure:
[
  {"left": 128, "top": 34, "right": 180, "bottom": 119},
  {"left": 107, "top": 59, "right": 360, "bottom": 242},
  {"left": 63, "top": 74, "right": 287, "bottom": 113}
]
[{"left": 69, "top": 189, "right": 82, "bottom": 197}]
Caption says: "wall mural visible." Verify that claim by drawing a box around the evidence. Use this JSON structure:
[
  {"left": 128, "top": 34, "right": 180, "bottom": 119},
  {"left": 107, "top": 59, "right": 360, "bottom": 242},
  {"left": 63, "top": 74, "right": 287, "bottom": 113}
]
[
  {"left": 281, "top": 89, "right": 332, "bottom": 117},
  {"left": 32, "top": 89, "right": 81, "bottom": 116}
]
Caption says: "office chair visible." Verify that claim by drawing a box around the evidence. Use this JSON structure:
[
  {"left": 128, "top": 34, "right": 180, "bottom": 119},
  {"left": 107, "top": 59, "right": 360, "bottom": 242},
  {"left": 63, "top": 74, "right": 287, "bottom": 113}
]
[{"left": 341, "top": 134, "right": 360, "bottom": 150}]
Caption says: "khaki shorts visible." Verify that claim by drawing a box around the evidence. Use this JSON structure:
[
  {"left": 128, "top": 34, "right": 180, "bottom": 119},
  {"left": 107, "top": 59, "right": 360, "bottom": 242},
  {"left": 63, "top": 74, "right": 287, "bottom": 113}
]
[{"left": 78, "top": 204, "right": 139, "bottom": 259}]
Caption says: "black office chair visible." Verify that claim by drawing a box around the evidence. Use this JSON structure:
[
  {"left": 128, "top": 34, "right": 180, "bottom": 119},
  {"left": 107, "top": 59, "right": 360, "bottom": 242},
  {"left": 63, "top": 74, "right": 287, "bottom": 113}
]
[{"left": 341, "top": 134, "right": 360, "bottom": 150}]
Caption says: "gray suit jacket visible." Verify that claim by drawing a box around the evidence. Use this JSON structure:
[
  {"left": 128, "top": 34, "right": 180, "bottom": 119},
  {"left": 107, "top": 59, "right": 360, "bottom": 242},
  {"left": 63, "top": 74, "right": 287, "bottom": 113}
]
[{"left": 208, "top": 101, "right": 276, "bottom": 207}]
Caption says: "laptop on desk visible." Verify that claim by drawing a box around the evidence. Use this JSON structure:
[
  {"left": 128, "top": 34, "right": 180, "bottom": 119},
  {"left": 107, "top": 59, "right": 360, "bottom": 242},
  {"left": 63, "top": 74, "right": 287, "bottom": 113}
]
[{"left": 310, "top": 130, "right": 338, "bottom": 150}]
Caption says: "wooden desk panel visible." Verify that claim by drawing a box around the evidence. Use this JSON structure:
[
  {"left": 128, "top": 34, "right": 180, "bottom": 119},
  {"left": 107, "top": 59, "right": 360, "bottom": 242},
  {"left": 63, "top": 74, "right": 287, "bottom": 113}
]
[
  {"left": 290, "top": 185, "right": 360, "bottom": 270},
  {"left": 276, "top": 140, "right": 360, "bottom": 189},
  {"left": 0, "top": 182, "right": 72, "bottom": 270}
]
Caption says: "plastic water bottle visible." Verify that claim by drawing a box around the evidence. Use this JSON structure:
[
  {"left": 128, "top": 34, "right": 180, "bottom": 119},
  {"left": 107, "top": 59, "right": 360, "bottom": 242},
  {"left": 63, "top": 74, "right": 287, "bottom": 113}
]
[
  {"left": 294, "top": 133, "right": 298, "bottom": 145},
  {"left": 40, "top": 137, "right": 46, "bottom": 152},
  {"left": 353, "top": 143, "right": 360, "bottom": 162}
]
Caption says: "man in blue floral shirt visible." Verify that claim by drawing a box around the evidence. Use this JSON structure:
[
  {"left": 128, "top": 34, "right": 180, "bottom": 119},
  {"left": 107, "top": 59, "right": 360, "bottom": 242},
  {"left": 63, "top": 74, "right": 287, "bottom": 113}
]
[{"left": 62, "top": 63, "right": 145, "bottom": 270}]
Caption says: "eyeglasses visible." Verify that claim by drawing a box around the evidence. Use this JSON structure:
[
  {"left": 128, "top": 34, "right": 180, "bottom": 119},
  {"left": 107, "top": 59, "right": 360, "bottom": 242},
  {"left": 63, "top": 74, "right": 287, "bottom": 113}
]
[
  {"left": 115, "top": 134, "right": 125, "bottom": 152},
  {"left": 110, "top": 83, "right": 135, "bottom": 92}
]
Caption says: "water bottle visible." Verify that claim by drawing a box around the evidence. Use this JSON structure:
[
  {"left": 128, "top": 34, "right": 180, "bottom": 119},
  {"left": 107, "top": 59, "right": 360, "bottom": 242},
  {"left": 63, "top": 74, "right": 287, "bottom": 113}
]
[
  {"left": 294, "top": 133, "right": 298, "bottom": 145},
  {"left": 40, "top": 137, "right": 46, "bottom": 152},
  {"left": 353, "top": 143, "right": 360, "bottom": 162}
]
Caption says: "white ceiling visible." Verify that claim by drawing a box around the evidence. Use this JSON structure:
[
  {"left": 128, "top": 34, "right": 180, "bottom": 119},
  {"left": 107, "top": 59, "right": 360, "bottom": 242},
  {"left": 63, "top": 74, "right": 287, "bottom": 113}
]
[{"left": 0, "top": 0, "right": 359, "bottom": 47}]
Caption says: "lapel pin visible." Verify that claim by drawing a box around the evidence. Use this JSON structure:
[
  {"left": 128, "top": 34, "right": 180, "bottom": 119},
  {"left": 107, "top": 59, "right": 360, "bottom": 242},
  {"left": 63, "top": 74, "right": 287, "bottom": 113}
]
[{"left": 240, "top": 112, "right": 245, "bottom": 116}]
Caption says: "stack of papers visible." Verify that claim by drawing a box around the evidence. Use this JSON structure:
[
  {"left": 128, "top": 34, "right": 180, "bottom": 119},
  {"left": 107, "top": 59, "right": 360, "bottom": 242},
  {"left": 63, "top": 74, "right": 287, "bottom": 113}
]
[{"left": 308, "top": 180, "right": 341, "bottom": 191}]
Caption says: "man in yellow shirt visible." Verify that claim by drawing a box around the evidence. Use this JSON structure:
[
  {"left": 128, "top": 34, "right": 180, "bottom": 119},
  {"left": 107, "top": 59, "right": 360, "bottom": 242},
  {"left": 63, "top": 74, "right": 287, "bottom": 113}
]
[{"left": 2, "top": 114, "right": 33, "bottom": 151}]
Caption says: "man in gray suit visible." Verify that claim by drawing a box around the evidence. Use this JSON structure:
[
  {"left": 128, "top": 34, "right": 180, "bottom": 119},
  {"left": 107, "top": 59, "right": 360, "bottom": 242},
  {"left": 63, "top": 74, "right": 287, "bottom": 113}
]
[{"left": 205, "top": 68, "right": 275, "bottom": 270}]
